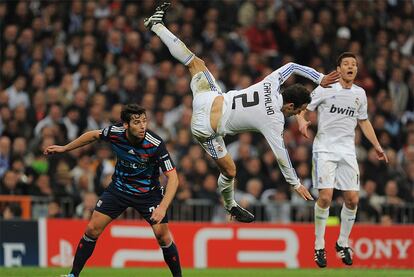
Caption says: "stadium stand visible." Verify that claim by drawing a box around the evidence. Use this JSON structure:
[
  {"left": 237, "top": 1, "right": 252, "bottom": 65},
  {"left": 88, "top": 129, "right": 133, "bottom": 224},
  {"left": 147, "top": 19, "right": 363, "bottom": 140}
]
[{"left": 0, "top": 0, "right": 413, "bottom": 224}]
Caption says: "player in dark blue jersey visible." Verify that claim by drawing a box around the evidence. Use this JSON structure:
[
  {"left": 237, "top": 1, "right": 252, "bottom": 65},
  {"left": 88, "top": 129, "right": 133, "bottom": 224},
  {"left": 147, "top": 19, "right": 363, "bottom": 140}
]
[{"left": 44, "top": 104, "right": 182, "bottom": 277}]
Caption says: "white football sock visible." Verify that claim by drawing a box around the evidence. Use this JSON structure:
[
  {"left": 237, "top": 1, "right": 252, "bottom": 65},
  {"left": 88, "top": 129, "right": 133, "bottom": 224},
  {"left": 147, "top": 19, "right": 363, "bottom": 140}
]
[
  {"left": 151, "top": 24, "right": 195, "bottom": 65},
  {"left": 337, "top": 204, "right": 357, "bottom": 247},
  {"left": 314, "top": 203, "right": 329, "bottom": 250},
  {"left": 217, "top": 174, "right": 237, "bottom": 210}
]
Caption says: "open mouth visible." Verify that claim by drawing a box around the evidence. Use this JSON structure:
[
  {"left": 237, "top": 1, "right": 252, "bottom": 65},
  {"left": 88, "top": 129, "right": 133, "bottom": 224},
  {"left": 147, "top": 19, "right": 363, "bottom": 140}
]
[{"left": 346, "top": 71, "right": 354, "bottom": 76}]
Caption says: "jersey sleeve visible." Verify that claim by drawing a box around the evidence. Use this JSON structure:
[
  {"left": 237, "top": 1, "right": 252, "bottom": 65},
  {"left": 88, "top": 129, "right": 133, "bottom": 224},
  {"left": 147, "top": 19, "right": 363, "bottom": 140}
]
[
  {"left": 99, "top": 125, "right": 112, "bottom": 141},
  {"left": 307, "top": 86, "right": 325, "bottom": 111},
  {"left": 156, "top": 141, "right": 176, "bottom": 173},
  {"left": 267, "top": 62, "right": 324, "bottom": 86},
  {"left": 357, "top": 91, "right": 368, "bottom": 120},
  {"left": 261, "top": 125, "right": 301, "bottom": 186}
]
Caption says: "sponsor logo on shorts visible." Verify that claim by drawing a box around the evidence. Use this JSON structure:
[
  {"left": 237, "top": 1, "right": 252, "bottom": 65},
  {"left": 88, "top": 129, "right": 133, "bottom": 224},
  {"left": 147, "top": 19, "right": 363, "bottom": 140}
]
[{"left": 97, "top": 200, "right": 103, "bottom": 207}]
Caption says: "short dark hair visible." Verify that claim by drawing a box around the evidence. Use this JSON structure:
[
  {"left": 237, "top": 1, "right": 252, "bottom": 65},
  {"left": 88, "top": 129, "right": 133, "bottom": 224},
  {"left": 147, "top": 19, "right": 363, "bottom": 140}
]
[
  {"left": 282, "top": 84, "right": 311, "bottom": 109},
  {"left": 337, "top": 52, "right": 357, "bottom": 66},
  {"left": 120, "top": 104, "right": 146, "bottom": 123}
]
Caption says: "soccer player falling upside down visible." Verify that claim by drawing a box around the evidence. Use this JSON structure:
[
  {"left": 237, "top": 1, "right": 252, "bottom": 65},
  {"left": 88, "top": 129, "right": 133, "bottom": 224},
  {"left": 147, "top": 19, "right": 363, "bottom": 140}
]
[{"left": 144, "top": 2, "right": 339, "bottom": 223}]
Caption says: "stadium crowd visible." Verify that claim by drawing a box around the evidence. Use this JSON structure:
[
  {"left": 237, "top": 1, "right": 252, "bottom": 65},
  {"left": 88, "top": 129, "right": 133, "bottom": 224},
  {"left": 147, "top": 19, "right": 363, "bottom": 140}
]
[{"left": 0, "top": 0, "right": 413, "bottom": 224}]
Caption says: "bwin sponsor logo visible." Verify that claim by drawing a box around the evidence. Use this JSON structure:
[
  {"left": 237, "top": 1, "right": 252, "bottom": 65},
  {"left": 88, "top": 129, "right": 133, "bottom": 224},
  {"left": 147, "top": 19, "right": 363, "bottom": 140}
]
[{"left": 329, "top": 104, "right": 355, "bottom": 116}]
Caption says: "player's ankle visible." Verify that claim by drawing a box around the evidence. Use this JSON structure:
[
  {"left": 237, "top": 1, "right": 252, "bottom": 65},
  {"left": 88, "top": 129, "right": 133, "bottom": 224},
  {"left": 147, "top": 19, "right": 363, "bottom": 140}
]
[{"left": 224, "top": 201, "right": 237, "bottom": 210}]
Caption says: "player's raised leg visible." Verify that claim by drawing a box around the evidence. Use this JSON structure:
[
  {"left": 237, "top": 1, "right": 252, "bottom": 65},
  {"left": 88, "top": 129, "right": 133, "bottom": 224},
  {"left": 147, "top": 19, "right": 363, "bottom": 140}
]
[
  {"left": 144, "top": 2, "right": 212, "bottom": 79},
  {"left": 69, "top": 210, "right": 112, "bottom": 277},
  {"left": 152, "top": 223, "right": 182, "bottom": 277},
  {"left": 336, "top": 190, "right": 358, "bottom": 265},
  {"left": 314, "top": 188, "right": 332, "bottom": 268},
  {"left": 145, "top": 3, "right": 195, "bottom": 66}
]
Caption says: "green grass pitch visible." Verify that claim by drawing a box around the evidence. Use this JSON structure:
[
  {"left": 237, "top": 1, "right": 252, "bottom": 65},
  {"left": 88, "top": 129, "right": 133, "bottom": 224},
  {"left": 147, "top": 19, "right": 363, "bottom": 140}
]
[{"left": 0, "top": 267, "right": 412, "bottom": 277}]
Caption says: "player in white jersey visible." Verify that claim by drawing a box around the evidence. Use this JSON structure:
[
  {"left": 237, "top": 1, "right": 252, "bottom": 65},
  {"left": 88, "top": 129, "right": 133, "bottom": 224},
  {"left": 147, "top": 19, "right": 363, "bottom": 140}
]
[
  {"left": 297, "top": 52, "right": 388, "bottom": 267},
  {"left": 144, "top": 2, "right": 339, "bottom": 223}
]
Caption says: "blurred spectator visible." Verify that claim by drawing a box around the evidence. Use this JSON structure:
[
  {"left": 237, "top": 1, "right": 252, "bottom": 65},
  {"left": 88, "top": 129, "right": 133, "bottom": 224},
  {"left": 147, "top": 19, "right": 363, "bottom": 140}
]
[
  {"left": 2, "top": 203, "right": 22, "bottom": 219},
  {"left": 6, "top": 76, "right": 29, "bottom": 110},
  {"left": 47, "top": 200, "right": 63, "bottom": 218},
  {"left": 75, "top": 192, "right": 98, "bottom": 219},
  {"left": 0, "top": 136, "right": 11, "bottom": 177}
]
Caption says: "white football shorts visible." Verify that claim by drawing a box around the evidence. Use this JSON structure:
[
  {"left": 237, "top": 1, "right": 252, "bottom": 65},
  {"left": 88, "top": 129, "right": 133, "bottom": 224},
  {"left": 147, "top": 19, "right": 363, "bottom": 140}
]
[
  {"left": 190, "top": 70, "right": 227, "bottom": 160},
  {"left": 312, "top": 152, "right": 360, "bottom": 191}
]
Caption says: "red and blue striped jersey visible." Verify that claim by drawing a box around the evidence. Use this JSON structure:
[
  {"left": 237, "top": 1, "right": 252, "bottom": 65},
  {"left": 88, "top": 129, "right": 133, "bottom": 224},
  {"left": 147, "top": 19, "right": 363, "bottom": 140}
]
[{"left": 100, "top": 124, "right": 175, "bottom": 196}]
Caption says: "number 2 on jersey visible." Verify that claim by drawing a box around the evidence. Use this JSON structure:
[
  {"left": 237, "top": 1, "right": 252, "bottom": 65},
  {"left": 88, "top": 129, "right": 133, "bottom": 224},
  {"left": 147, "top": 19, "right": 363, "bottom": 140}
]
[{"left": 232, "top": 91, "right": 259, "bottom": 109}]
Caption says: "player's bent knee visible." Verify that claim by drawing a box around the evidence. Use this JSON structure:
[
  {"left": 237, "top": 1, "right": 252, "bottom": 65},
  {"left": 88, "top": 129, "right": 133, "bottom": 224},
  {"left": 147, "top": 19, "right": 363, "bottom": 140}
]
[
  {"left": 220, "top": 166, "right": 236, "bottom": 179},
  {"left": 225, "top": 168, "right": 236, "bottom": 179},
  {"left": 155, "top": 231, "right": 172, "bottom": 246},
  {"left": 85, "top": 223, "right": 104, "bottom": 238}
]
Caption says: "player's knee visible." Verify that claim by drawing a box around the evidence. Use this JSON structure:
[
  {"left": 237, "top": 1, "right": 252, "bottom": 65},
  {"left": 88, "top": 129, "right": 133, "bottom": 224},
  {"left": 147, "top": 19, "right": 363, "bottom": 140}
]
[
  {"left": 85, "top": 223, "right": 104, "bottom": 238},
  {"left": 222, "top": 167, "right": 236, "bottom": 179},
  {"left": 155, "top": 231, "right": 172, "bottom": 246},
  {"left": 317, "top": 196, "right": 332, "bottom": 208},
  {"left": 344, "top": 198, "right": 358, "bottom": 210},
  {"left": 188, "top": 57, "right": 207, "bottom": 76},
  {"left": 189, "top": 56, "right": 205, "bottom": 68}
]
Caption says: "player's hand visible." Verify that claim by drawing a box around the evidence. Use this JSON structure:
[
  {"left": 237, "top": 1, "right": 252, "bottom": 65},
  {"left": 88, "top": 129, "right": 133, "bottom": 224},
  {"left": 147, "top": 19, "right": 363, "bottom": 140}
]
[
  {"left": 298, "top": 120, "right": 311, "bottom": 138},
  {"left": 320, "top": 71, "right": 340, "bottom": 88},
  {"left": 375, "top": 145, "right": 388, "bottom": 163},
  {"left": 150, "top": 205, "right": 167, "bottom": 224},
  {"left": 43, "top": 145, "right": 66, "bottom": 155},
  {"left": 294, "top": 184, "right": 314, "bottom": 200}
]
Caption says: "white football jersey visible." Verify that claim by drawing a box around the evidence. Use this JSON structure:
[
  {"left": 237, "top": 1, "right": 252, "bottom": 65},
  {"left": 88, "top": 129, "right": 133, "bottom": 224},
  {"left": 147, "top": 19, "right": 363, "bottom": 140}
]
[
  {"left": 307, "top": 82, "right": 368, "bottom": 155},
  {"left": 218, "top": 62, "right": 323, "bottom": 186}
]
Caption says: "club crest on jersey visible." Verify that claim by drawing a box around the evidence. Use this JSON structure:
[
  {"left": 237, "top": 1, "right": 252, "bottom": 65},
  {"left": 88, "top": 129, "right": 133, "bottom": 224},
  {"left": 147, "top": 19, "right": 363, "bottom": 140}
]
[{"left": 355, "top": 97, "right": 360, "bottom": 106}]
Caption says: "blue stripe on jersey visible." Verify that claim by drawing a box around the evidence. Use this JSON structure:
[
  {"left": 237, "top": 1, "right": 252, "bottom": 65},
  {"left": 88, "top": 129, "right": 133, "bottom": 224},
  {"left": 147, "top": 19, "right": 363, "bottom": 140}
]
[
  {"left": 281, "top": 64, "right": 319, "bottom": 81},
  {"left": 281, "top": 65, "right": 294, "bottom": 79},
  {"left": 295, "top": 66, "right": 319, "bottom": 80},
  {"left": 203, "top": 71, "right": 217, "bottom": 92},
  {"left": 183, "top": 54, "right": 195, "bottom": 65}
]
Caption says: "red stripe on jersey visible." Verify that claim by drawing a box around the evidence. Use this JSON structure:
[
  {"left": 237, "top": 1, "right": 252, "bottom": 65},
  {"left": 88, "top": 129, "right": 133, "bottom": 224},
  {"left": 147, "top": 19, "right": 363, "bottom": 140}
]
[
  {"left": 142, "top": 143, "right": 155, "bottom": 149},
  {"left": 131, "top": 183, "right": 150, "bottom": 192}
]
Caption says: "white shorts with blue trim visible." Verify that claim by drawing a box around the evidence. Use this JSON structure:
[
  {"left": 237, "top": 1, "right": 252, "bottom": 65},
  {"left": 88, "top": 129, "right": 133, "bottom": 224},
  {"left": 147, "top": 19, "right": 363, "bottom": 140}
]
[
  {"left": 312, "top": 152, "right": 360, "bottom": 191},
  {"left": 190, "top": 70, "right": 227, "bottom": 160}
]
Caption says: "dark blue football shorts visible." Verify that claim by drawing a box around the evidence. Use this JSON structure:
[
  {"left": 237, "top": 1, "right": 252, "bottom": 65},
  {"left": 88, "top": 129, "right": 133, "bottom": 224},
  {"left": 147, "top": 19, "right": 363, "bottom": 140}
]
[{"left": 94, "top": 187, "right": 168, "bottom": 225}]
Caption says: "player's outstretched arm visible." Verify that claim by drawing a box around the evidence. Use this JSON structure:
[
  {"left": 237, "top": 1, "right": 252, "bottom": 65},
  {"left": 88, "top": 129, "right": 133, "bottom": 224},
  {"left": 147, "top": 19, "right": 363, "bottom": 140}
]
[
  {"left": 150, "top": 169, "right": 179, "bottom": 224},
  {"left": 273, "top": 62, "right": 339, "bottom": 87},
  {"left": 358, "top": 119, "right": 388, "bottom": 163},
  {"left": 262, "top": 128, "right": 314, "bottom": 200},
  {"left": 43, "top": 130, "right": 101, "bottom": 155}
]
